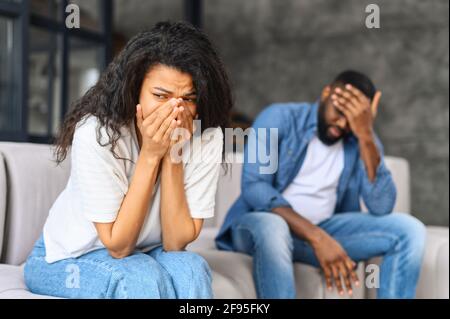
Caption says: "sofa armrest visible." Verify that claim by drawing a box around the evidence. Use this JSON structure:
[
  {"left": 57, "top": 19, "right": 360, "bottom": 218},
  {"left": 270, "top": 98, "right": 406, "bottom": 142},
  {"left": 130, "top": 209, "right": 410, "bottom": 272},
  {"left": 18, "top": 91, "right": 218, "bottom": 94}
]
[
  {"left": 186, "top": 227, "right": 220, "bottom": 251},
  {"left": 366, "top": 226, "right": 449, "bottom": 299},
  {"left": 416, "top": 226, "right": 449, "bottom": 299}
]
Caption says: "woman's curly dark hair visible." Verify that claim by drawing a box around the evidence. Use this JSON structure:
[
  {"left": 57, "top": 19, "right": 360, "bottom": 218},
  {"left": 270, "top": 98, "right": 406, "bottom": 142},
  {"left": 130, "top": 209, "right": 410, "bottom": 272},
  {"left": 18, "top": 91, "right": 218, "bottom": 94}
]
[{"left": 54, "top": 21, "right": 232, "bottom": 164}]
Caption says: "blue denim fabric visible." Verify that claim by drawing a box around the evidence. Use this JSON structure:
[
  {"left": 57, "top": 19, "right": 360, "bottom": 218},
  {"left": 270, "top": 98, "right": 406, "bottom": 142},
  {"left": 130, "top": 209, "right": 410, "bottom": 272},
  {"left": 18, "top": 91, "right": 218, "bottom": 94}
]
[
  {"left": 231, "top": 212, "right": 426, "bottom": 299},
  {"left": 216, "top": 102, "right": 397, "bottom": 251},
  {"left": 24, "top": 235, "right": 213, "bottom": 299}
]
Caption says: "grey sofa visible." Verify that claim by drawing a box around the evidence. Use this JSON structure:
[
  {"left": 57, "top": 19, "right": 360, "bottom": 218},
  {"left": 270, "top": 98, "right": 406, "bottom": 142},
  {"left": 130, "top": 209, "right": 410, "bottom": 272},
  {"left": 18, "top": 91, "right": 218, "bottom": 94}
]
[{"left": 0, "top": 142, "right": 448, "bottom": 299}]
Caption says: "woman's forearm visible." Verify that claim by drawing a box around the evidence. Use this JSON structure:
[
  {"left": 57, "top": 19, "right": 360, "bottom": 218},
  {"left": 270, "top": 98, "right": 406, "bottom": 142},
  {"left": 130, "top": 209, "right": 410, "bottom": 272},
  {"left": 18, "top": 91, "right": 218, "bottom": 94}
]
[
  {"left": 160, "top": 158, "right": 199, "bottom": 251},
  {"left": 95, "top": 152, "right": 161, "bottom": 258}
]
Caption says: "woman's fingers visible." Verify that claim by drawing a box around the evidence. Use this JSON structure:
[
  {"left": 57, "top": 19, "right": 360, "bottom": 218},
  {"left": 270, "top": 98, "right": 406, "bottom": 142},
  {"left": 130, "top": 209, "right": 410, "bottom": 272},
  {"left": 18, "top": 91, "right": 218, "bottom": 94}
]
[
  {"left": 153, "top": 106, "right": 182, "bottom": 141},
  {"left": 143, "top": 95, "right": 177, "bottom": 119},
  {"left": 180, "top": 108, "right": 193, "bottom": 138},
  {"left": 135, "top": 104, "right": 144, "bottom": 130},
  {"left": 143, "top": 98, "right": 182, "bottom": 129},
  {"left": 163, "top": 119, "right": 181, "bottom": 149},
  {"left": 185, "top": 109, "right": 194, "bottom": 135}
]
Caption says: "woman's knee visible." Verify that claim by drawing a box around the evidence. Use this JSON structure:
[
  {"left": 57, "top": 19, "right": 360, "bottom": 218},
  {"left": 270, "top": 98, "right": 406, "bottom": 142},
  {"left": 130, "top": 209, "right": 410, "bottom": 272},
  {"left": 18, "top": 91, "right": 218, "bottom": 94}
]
[
  {"left": 155, "top": 250, "right": 213, "bottom": 298},
  {"left": 165, "top": 251, "right": 211, "bottom": 280},
  {"left": 111, "top": 253, "right": 175, "bottom": 298},
  {"left": 23, "top": 256, "right": 42, "bottom": 293},
  {"left": 25, "top": 251, "right": 176, "bottom": 299},
  {"left": 24, "top": 255, "right": 114, "bottom": 298}
]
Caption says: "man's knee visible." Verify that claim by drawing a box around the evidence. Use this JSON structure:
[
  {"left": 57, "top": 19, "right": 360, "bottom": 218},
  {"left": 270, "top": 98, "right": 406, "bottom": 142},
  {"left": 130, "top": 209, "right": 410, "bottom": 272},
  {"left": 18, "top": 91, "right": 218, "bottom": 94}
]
[
  {"left": 237, "top": 212, "right": 293, "bottom": 250},
  {"left": 386, "top": 213, "right": 427, "bottom": 253},
  {"left": 243, "top": 212, "right": 290, "bottom": 234}
]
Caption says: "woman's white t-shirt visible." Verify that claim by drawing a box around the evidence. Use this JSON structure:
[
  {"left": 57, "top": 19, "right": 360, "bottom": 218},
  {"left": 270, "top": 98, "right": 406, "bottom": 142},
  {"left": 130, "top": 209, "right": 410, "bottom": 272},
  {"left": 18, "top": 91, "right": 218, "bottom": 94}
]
[{"left": 43, "top": 115, "right": 223, "bottom": 263}]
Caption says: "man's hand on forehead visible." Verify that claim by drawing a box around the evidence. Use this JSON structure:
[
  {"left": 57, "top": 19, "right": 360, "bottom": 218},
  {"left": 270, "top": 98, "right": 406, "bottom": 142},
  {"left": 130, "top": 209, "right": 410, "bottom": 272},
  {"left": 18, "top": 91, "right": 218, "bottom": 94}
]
[
  {"left": 332, "top": 84, "right": 370, "bottom": 111},
  {"left": 332, "top": 84, "right": 382, "bottom": 117},
  {"left": 330, "top": 84, "right": 381, "bottom": 140}
]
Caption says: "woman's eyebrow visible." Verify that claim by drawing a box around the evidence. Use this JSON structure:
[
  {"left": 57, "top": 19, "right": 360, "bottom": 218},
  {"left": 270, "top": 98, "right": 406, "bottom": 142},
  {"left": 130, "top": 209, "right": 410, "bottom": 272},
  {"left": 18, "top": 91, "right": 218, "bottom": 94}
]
[
  {"left": 153, "top": 87, "right": 172, "bottom": 94},
  {"left": 184, "top": 90, "right": 197, "bottom": 97},
  {"left": 153, "top": 87, "right": 196, "bottom": 96}
]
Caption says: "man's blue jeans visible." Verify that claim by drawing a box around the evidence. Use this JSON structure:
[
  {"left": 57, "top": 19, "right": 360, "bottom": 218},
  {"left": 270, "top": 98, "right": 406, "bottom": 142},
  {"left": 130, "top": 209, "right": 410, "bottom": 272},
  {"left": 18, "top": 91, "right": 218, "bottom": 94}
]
[
  {"left": 231, "top": 212, "right": 426, "bottom": 299},
  {"left": 24, "top": 235, "right": 213, "bottom": 298}
]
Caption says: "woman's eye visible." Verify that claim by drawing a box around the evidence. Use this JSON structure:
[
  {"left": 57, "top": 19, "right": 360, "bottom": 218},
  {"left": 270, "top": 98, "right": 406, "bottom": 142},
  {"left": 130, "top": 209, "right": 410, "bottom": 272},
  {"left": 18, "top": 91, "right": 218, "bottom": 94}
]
[
  {"left": 153, "top": 94, "right": 166, "bottom": 100},
  {"left": 183, "top": 97, "right": 196, "bottom": 103}
]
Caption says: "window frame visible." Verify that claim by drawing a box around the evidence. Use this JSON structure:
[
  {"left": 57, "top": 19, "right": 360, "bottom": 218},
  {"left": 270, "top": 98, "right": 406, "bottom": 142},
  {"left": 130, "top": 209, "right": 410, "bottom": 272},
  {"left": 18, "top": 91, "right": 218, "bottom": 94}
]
[{"left": 0, "top": 0, "right": 112, "bottom": 144}]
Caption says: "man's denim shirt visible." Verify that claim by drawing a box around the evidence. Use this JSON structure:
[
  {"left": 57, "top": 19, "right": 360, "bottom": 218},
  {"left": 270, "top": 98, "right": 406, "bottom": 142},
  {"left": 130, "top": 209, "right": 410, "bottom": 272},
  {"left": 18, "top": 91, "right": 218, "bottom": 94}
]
[{"left": 215, "top": 101, "right": 397, "bottom": 251}]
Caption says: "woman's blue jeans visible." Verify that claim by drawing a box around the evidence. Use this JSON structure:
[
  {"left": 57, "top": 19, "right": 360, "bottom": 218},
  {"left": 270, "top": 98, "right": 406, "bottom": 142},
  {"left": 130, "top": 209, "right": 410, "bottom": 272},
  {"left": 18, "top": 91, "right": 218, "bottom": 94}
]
[{"left": 24, "top": 235, "right": 213, "bottom": 299}]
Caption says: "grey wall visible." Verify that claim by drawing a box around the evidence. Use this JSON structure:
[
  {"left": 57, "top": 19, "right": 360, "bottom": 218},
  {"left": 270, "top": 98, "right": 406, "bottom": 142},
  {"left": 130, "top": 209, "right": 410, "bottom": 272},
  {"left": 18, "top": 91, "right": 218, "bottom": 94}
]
[
  {"left": 114, "top": 0, "right": 449, "bottom": 226},
  {"left": 202, "top": 0, "right": 449, "bottom": 226}
]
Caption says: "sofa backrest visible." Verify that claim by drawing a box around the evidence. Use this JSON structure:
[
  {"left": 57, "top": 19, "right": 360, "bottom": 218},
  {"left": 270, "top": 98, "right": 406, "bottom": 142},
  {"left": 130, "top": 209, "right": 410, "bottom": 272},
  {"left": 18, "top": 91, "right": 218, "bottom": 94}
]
[
  {"left": 0, "top": 142, "right": 70, "bottom": 265},
  {"left": 384, "top": 157, "right": 410, "bottom": 213},
  {"left": 0, "top": 142, "right": 411, "bottom": 265}
]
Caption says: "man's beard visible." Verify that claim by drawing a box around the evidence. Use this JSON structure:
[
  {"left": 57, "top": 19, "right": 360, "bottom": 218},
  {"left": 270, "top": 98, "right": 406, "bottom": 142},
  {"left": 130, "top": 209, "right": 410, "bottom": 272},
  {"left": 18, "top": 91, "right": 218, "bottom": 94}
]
[{"left": 317, "top": 102, "right": 346, "bottom": 146}]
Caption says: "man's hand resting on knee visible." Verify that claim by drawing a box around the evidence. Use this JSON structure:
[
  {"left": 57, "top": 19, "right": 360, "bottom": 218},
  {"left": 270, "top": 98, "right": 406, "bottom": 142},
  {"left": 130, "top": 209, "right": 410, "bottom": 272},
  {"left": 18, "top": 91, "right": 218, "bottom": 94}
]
[
  {"left": 273, "top": 206, "right": 360, "bottom": 296},
  {"left": 310, "top": 229, "right": 360, "bottom": 296}
]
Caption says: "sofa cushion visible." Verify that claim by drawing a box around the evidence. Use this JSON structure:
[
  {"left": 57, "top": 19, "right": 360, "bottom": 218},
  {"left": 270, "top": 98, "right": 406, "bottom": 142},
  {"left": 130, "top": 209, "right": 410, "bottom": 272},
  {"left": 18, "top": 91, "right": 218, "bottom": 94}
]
[
  {"left": 189, "top": 227, "right": 366, "bottom": 299},
  {"left": 213, "top": 159, "right": 243, "bottom": 228},
  {"left": 0, "top": 264, "right": 59, "bottom": 299},
  {"left": 0, "top": 262, "right": 242, "bottom": 299}
]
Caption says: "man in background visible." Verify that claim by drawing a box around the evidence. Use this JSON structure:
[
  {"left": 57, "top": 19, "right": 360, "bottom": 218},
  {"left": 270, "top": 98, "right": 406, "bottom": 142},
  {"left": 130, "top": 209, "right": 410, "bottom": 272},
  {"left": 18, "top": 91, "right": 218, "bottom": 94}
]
[{"left": 216, "top": 70, "right": 426, "bottom": 299}]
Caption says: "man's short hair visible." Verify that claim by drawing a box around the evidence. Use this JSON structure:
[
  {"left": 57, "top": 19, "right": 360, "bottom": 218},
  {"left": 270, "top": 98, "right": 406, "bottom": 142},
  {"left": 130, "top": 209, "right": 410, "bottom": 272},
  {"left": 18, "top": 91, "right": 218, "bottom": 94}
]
[{"left": 333, "top": 70, "right": 376, "bottom": 100}]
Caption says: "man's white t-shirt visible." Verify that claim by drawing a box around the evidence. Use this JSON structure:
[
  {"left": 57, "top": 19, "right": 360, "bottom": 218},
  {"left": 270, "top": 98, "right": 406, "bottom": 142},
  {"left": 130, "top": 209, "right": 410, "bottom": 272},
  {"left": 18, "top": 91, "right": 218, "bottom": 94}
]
[
  {"left": 282, "top": 135, "right": 344, "bottom": 225},
  {"left": 43, "top": 115, "right": 223, "bottom": 263}
]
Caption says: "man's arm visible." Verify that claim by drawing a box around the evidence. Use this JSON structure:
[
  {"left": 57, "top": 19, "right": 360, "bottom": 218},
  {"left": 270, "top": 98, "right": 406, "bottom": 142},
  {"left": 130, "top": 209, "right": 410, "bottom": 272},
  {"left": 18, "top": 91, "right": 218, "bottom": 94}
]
[
  {"left": 240, "top": 106, "right": 292, "bottom": 211},
  {"left": 333, "top": 85, "right": 396, "bottom": 215},
  {"left": 358, "top": 132, "right": 380, "bottom": 182},
  {"left": 333, "top": 85, "right": 381, "bottom": 181}
]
